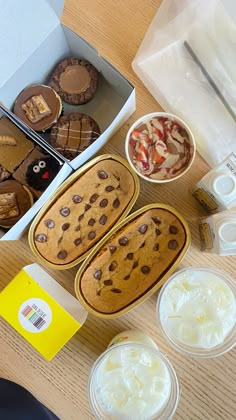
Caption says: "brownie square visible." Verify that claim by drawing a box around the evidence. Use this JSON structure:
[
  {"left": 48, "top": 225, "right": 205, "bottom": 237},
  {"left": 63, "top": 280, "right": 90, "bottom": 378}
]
[{"left": 0, "top": 117, "right": 34, "bottom": 172}]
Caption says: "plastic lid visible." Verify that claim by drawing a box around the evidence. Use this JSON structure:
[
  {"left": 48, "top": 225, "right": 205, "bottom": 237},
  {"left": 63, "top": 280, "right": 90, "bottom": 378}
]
[
  {"left": 219, "top": 221, "right": 236, "bottom": 243},
  {"left": 212, "top": 173, "right": 236, "bottom": 196}
]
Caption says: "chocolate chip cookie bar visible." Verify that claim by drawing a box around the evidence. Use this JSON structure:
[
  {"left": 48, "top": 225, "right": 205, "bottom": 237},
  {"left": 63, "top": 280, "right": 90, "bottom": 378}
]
[
  {"left": 32, "top": 158, "right": 137, "bottom": 266},
  {"left": 79, "top": 208, "right": 187, "bottom": 314}
]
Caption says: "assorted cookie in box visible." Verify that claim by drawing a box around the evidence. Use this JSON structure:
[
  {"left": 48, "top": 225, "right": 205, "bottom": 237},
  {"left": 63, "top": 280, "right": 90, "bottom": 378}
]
[
  {"left": 0, "top": 57, "right": 104, "bottom": 233},
  {"left": 0, "top": 116, "right": 61, "bottom": 230},
  {"left": 13, "top": 58, "right": 101, "bottom": 161}
]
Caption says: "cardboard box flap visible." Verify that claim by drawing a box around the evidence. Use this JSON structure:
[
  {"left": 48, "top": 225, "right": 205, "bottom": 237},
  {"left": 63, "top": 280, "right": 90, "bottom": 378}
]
[
  {"left": 46, "top": 0, "right": 64, "bottom": 19},
  {"left": 0, "top": 0, "right": 61, "bottom": 89},
  {"left": 24, "top": 263, "right": 88, "bottom": 325}
]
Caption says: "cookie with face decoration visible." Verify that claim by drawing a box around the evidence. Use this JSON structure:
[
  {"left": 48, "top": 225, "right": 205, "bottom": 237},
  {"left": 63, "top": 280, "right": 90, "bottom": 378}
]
[
  {"left": 13, "top": 147, "right": 60, "bottom": 198},
  {"left": 26, "top": 157, "right": 60, "bottom": 191}
]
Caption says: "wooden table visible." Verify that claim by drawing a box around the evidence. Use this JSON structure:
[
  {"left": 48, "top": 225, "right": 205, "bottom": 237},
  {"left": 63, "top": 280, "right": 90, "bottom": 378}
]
[{"left": 0, "top": 1, "right": 235, "bottom": 419}]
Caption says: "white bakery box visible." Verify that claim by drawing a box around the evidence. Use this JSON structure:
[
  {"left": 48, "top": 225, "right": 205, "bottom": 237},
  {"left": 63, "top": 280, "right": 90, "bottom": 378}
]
[{"left": 0, "top": 0, "right": 135, "bottom": 240}]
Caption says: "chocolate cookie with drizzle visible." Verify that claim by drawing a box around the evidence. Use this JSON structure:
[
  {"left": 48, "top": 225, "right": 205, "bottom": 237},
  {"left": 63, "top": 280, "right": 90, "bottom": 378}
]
[{"left": 50, "top": 113, "right": 100, "bottom": 160}]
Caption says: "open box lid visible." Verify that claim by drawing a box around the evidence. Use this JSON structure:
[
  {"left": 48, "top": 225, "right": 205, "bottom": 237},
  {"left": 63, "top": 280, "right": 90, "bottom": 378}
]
[{"left": 0, "top": 0, "right": 64, "bottom": 89}]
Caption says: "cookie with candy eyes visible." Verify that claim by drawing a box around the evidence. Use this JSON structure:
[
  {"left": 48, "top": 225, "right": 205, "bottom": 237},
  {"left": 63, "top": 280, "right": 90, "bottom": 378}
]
[
  {"left": 26, "top": 157, "right": 60, "bottom": 191},
  {"left": 12, "top": 147, "right": 60, "bottom": 198}
]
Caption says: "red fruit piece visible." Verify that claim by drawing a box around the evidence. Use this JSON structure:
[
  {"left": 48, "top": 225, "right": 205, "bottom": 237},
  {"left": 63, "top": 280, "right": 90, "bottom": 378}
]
[
  {"left": 129, "top": 138, "right": 136, "bottom": 147},
  {"left": 153, "top": 150, "right": 166, "bottom": 164},
  {"left": 131, "top": 129, "right": 143, "bottom": 139}
]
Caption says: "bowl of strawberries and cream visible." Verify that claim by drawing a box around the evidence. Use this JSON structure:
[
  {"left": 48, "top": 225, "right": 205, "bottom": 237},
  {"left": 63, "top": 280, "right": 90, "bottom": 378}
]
[{"left": 125, "top": 112, "right": 196, "bottom": 183}]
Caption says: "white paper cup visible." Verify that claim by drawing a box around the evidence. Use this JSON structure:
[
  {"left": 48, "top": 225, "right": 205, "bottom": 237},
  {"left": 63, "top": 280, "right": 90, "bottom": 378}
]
[{"left": 125, "top": 112, "right": 196, "bottom": 183}]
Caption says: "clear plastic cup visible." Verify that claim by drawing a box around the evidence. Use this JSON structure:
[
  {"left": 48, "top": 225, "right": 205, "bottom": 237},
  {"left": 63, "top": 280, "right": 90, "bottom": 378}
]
[
  {"left": 88, "top": 331, "right": 180, "bottom": 419},
  {"left": 157, "top": 267, "right": 236, "bottom": 358}
]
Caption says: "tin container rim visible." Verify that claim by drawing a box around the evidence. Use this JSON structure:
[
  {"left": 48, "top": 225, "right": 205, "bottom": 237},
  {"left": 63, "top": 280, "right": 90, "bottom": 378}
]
[
  {"left": 74, "top": 202, "right": 191, "bottom": 319},
  {"left": 28, "top": 154, "right": 140, "bottom": 270}
]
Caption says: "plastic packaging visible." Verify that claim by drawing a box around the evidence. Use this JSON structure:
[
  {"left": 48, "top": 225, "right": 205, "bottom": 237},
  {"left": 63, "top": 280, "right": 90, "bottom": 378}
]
[{"left": 133, "top": 0, "right": 236, "bottom": 167}]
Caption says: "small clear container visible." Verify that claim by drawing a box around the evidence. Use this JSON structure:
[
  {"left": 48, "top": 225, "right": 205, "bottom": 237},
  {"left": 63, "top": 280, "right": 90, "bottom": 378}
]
[
  {"left": 157, "top": 267, "right": 236, "bottom": 358},
  {"left": 88, "top": 331, "right": 180, "bottom": 419}
]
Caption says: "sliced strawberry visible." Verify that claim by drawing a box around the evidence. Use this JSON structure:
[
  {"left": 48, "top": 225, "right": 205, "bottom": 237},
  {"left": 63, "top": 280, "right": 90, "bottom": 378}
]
[
  {"left": 135, "top": 152, "right": 144, "bottom": 161},
  {"left": 153, "top": 149, "right": 166, "bottom": 164},
  {"left": 131, "top": 129, "right": 143, "bottom": 139},
  {"left": 138, "top": 143, "right": 149, "bottom": 160},
  {"left": 141, "top": 161, "right": 150, "bottom": 170},
  {"left": 153, "top": 128, "right": 164, "bottom": 140},
  {"left": 129, "top": 138, "right": 136, "bottom": 147}
]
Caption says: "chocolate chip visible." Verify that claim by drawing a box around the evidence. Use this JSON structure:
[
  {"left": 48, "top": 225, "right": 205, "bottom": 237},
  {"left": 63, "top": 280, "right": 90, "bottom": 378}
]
[
  {"left": 72, "top": 195, "right": 83, "bottom": 203},
  {"left": 99, "top": 215, "right": 107, "bottom": 225},
  {"left": 105, "top": 185, "right": 114, "bottom": 192},
  {"left": 57, "top": 250, "right": 67, "bottom": 259},
  {"left": 104, "top": 279, "right": 113, "bottom": 286},
  {"left": 109, "top": 261, "right": 117, "bottom": 271},
  {"left": 44, "top": 219, "right": 55, "bottom": 229},
  {"left": 85, "top": 204, "right": 91, "bottom": 211},
  {"left": 90, "top": 193, "right": 99, "bottom": 203},
  {"left": 111, "top": 288, "right": 121, "bottom": 293},
  {"left": 75, "top": 225, "right": 80, "bottom": 231},
  {"left": 126, "top": 253, "right": 134, "bottom": 260},
  {"left": 35, "top": 233, "right": 47, "bottom": 242},
  {"left": 132, "top": 261, "right": 138, "bottom": 269},
  {"left": 78, "top": 214, "right": 84, "bottom": 221},
  {"left": 113, "top": 198, "right": 120, "bottom": 208},
  {"left": 96, "top": 290, "right": 101, "bottom": 296},
  {"left": 138, "top": 224, "right": 148, "bottom": 234},
  {"left": 169, "top": 225, "right": 178, "bottom": 234},
  {"left": 168, "top": 239, "right": 178, "bottom": 250},
  {"left": 98, "top": 170, "right": 108, "bottom": 179},
  {"left": 62, "top": 223, "right": 70, "bottom": 231},
  {"left": 88, "top": 231, "right": 96, "bottom": 240},
  {"left": 140, "top": 242, "right": 146, "bottom": 248},
  {"left": 118, "top": 237, "right": 128, "bottom": 246},
  {"left": 88, "top": 218, "right": 96, "bottom": 226},
  {"left": 141, "top": 266, "right": 150, "bottom": 274},
  {"left": 124, "top": 274, "right": 130, "bottom": 280},
  {"left": 60, "top": 207, "right": 70, "bottom": 217},
  {"left": 153, "top": 243, "right": 159, "bottom": 251},
  {"left": 94, "top": 270, "right": 102, "bottom": 280},
  {"left": 74, "top": 238, "right": 82, "bottom": 246},
  {"left": 109, "top": 245, "right": 117, "bottom": 254},
  {"left": 155, "top": 229, "right": 161, "bottom": 236},
  {"left": 100, "top": 199, "right": 108, "bottom": 208},
  {"left": 152, "top": 217, "right": 161, "bottom": 225}
]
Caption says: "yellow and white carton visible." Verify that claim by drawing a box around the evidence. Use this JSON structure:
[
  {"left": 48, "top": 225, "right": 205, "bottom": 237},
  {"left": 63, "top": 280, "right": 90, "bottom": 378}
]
[{"left": 0, "top": 263, "right": 87, "bottom": 361}]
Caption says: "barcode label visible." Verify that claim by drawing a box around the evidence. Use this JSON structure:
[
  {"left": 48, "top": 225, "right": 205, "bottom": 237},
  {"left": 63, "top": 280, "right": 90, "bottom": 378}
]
[
  {"left": 21, "top": 305, "right": 46, "bottom": 330},
  {"left": 18, "top": 298, "right": 52, "bottom": 334}
]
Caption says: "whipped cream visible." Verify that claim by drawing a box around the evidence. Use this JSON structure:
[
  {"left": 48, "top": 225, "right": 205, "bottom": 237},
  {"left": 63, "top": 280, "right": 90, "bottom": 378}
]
[
  {"left": 94, "top": 345, "right": 171, "bottom": 419},
  {"left": 159, "top": 269, "right": 236, "bottom": 349}
]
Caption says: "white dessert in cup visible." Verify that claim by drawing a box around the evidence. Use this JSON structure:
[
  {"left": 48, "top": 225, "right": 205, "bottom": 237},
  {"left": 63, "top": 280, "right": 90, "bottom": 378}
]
[
  {"left": 88, "top": 331, "right": 179, "bottom": 419},
  {"left": 157, "top": 267, "right": 236, "bottom": 358}
]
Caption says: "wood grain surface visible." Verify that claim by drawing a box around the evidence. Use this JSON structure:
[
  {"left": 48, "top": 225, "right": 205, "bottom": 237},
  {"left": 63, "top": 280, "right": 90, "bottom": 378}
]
[{"left": 0, "top": 1, "right": 235, "bottom": 419}]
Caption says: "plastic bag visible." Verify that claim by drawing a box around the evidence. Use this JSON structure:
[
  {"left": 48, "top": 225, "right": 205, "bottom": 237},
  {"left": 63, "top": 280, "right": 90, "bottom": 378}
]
[{"left": 133, "top": 0, "right": 236, "bottom": 168}]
